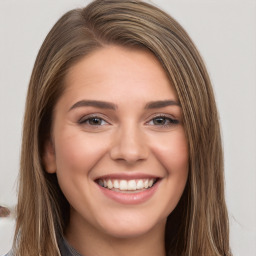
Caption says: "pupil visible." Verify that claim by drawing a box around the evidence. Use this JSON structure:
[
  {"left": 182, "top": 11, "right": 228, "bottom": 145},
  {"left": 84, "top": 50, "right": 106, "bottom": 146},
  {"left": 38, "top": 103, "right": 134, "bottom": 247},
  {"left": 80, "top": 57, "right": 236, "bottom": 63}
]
[
  {"left": 89, "top": 118, "right": 101, "bottom": 125},
  {"left": 154, "top": 117, "right": 165, "bottom": 125}
]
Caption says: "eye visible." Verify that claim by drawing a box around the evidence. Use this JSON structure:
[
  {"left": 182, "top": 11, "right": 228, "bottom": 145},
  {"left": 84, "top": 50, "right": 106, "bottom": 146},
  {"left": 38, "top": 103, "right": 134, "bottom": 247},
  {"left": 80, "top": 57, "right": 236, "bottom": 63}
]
[
  {"left": 79, "top": 116, "right": 109, "bottom": 126},
  {"left": 147, "top": 115, "right": 179, "bottom": 127}
]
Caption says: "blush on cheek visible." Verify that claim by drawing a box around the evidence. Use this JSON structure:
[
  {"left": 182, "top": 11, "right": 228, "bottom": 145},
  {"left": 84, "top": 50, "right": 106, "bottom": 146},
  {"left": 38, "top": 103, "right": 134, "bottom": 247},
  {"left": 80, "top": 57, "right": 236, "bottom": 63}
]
[
  {"left": 152, "top": 140, "right": 188, "bottom": 175},
  {"left": 54, "top": 131, "right": 110, "bottom": 177}
]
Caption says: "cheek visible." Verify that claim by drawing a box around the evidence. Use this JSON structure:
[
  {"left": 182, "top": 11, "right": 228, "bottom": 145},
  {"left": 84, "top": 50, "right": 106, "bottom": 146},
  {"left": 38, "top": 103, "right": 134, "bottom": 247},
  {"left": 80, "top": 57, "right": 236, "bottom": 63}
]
[
  {"left": 146, "top": 129, "right": 189, "bottom": 218},
  {"left": 53, "top": 130, "right": 111, "bottom": 213},
  {"left": 151, "top": 129, "right": 189, "bottom": 175},
  {"left": 54, "top": 130, "right": 109, "bottom": 178}
]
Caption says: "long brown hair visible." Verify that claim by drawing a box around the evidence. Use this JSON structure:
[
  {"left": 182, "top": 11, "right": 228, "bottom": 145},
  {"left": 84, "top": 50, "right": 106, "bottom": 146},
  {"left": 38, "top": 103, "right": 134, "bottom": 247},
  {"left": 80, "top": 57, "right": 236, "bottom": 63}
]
[{"left": 13, "top": 0, "right": 231, "bottom": 255}]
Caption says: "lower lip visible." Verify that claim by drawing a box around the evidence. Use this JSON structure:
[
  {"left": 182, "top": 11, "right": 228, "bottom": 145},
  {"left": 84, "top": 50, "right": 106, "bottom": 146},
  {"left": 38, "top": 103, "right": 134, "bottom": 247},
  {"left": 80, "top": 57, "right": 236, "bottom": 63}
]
[{"left": 97, "top": 181, "right": 161, "bottom": 205}]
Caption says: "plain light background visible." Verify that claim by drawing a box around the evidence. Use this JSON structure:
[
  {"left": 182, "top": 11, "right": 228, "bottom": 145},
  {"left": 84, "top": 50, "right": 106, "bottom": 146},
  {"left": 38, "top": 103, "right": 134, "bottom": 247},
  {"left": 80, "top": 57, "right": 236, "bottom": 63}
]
[{"left": 0, "top": 0, "right": 255, "bottom": 255}]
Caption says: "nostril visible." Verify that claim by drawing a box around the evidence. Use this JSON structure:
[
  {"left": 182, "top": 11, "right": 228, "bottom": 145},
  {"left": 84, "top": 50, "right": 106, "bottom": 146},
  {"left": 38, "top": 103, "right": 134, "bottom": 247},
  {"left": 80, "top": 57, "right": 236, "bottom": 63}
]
[{"left": 109, "top": 139, "right": 149, "bottom": 163}]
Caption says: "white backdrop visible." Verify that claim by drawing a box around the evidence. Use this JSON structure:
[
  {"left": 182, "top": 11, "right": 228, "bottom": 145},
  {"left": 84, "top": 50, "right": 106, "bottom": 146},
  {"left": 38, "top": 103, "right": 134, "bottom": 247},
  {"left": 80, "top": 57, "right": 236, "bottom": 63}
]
[{"left": 0, "top": 0, "right": 255, "bottom": 255}]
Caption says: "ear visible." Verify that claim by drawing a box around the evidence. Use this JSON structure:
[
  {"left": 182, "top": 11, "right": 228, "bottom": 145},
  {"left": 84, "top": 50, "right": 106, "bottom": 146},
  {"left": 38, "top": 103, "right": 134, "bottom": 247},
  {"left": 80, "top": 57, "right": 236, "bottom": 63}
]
[{"left": 43, "top": 139, "right": 57, "bottom": 174}]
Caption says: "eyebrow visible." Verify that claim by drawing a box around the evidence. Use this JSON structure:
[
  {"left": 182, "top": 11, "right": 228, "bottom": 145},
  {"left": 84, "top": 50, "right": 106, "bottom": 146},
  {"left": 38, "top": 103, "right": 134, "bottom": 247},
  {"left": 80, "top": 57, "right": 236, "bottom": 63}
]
[
  {"left": 69, "top": 99, "right": 180, "bottom": 112},
  {"left": 145, "top": 100, "right": 181, "bottom": 109},
  {"left": 69, "top": 100, "right": 117, "bottom": 111}
]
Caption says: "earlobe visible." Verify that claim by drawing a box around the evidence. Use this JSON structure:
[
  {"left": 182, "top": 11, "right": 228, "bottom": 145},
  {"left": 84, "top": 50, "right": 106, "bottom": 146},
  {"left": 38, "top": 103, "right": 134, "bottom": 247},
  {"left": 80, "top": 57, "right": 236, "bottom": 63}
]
[{"left": 43, "top": 139, "right": 57, "bottom": 174}]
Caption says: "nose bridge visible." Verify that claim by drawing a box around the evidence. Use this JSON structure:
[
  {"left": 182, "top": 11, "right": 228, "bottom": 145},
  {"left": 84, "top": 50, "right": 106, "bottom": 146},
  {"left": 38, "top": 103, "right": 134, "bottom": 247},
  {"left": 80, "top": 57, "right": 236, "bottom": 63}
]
[{"left": 110, "top": 121, "right": 148, "bottom": 163}]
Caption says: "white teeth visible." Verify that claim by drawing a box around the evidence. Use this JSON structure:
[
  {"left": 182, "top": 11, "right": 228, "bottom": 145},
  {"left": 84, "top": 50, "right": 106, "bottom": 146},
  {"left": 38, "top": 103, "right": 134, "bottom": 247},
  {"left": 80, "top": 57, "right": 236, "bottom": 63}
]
[
  {"left": 107, "top": 180, "right": 113, "bottom": 189},
  {"left": 113, "top": 180, "right": 119, "bottom": 189},
  {"left": 119, "top": 180, "right": 128, "bottom": 190},
  {"left": 98, "top": 178, "right": 156, "bottom": 191},
  {"left": 128, "top": 180, "right": 137, "bottom": 190},
  {"left": 136, "top": 180, "right": 144, "bottom": 189}
]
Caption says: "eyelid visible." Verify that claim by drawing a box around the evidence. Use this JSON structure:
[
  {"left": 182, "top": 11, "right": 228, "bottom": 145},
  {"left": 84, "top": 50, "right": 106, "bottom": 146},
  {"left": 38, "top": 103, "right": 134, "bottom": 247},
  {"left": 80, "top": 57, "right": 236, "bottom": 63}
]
[{"left": 145, "top": 113, "right": 177, "bottom": 121}]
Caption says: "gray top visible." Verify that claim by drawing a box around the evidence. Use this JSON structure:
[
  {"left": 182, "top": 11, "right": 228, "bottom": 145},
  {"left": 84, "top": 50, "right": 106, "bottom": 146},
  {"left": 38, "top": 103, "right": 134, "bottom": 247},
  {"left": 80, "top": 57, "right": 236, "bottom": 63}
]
[{"left": 58, "top": 236, "right": 83, "bottom": 256}]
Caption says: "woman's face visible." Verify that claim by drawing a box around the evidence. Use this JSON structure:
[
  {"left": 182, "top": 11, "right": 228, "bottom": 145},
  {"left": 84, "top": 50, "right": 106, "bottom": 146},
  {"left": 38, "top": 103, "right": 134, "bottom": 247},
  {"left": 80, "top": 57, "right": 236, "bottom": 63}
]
[{"left": 44, "top": 45, "right": 188, "bottom": 239}]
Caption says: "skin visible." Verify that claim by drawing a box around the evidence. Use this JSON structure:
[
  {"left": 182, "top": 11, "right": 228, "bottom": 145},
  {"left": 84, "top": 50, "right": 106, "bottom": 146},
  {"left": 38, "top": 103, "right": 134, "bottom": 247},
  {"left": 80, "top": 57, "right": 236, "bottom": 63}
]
[{"left": 44, "top": 45, "right": 189, "bottom": 256}]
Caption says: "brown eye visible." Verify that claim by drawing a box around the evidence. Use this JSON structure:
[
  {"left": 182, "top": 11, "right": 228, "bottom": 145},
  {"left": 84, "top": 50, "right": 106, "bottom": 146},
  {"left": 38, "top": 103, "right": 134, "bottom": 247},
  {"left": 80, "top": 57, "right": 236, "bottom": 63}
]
[
  {"left": 79, "top": 116, "right": 108, "bottom": 126},
  {"left": 88, "top": 117, "right": 103, "bottom": 125},
  {"left": 147, "top": 115, "right": 179, "bottom": 127},
  {"left": 153, "top": 117, "right": 168, "bottom": 125}
]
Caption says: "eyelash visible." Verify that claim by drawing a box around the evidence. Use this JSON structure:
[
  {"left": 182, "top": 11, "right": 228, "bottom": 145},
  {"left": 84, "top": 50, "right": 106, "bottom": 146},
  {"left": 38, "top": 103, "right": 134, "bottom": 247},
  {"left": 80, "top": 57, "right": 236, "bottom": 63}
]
[
  {"left": 78, "top": 114, "right": 179, "bottom": 128},
  {"left": 146, "top": 114, "right": 179, "bottom": 127},
  {"left": 78, "top": 114, "right": 109, "bottom": 126}
]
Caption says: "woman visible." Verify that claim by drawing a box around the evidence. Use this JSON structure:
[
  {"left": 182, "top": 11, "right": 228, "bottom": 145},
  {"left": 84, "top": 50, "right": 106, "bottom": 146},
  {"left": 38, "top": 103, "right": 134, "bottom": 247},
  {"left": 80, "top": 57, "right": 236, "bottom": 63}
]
[{"left": 8, "top": 0, "right": 231, "bottom": 255}]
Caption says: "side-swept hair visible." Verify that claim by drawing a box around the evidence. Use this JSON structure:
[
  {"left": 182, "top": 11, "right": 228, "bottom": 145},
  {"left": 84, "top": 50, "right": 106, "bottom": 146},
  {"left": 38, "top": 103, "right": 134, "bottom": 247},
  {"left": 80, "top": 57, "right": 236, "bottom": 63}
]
[{"left": 13, "top": 0, "right": 231, "bottom": 255}]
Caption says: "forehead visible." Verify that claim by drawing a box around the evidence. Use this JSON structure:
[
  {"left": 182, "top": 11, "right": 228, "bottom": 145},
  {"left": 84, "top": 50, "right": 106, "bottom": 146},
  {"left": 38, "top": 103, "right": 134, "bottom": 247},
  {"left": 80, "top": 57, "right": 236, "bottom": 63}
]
[{"left": 60, "top": 45, "right": 178, "bottom": 107}]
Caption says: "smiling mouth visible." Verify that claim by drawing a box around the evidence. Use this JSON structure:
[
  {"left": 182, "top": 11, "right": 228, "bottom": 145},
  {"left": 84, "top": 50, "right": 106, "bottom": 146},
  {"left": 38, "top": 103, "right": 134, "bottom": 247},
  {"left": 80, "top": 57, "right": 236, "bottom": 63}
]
[{"left": 95, "top": 178, "right": 158, "bottom": 193}]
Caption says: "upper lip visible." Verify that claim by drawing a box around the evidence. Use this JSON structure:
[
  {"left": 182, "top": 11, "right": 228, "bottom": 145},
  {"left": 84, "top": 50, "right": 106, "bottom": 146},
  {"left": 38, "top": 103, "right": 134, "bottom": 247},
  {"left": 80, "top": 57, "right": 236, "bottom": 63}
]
[{"left": 94, "top": 173, "right": 161, "bottom": 181}]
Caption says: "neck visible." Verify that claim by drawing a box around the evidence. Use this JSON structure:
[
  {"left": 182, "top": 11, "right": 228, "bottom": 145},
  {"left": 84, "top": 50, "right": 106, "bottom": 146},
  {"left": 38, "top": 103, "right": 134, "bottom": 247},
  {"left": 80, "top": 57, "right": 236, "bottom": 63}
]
[{"left": 65, "top": 211, "right": 166, "bottom": 256}]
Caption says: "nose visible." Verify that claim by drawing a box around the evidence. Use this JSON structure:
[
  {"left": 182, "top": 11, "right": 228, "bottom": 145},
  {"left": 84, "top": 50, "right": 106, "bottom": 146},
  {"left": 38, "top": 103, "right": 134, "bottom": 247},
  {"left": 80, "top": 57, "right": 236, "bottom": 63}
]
[{"left": 110, "top": 124, "right": 149, "bottom": 164}]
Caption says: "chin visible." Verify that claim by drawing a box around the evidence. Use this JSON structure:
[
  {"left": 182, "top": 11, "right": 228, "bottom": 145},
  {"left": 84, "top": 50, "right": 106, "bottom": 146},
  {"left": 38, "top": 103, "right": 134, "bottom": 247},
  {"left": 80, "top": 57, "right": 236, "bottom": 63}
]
[{"left": 95, "top": 211, "right": 167, "bottom": 240}]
